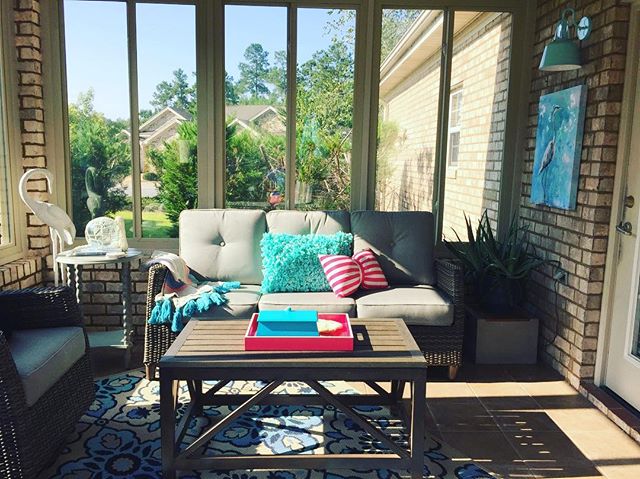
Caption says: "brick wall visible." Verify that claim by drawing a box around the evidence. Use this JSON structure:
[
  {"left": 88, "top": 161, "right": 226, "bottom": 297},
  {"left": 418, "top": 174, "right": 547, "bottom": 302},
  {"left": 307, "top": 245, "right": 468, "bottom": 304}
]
[
  {"left": 73, "top": 257, "right": 150, "bottom": 339},
  {"left": 378, "top": 12, "right": 511, "bottom": 235},
  {"left": 520, "top": 0, "right": 630, "bottom": 387}
]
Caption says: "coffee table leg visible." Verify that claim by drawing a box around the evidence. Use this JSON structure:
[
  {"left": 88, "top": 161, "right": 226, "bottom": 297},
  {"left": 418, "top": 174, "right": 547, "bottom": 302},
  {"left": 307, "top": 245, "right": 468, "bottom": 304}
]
[
  {"left": 161, "top": 377, "right": 177, "bottom": 479},
  {"left": 410, "top": 378, "right": 426, "bottom": 479}
]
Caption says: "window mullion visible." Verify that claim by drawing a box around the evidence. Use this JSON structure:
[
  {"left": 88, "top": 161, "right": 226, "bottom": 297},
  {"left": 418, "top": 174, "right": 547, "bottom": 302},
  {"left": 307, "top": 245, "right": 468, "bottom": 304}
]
[
  {"left": 126, "top": 0, "right": 142, "bottom": 239},
  {"left": 285, "top": 4, "right": 297, "bottom": 210},
  {"left": 212, "top": 0, "right": 225, "bottom": 208},
  {"left": 432, "top": 8, "right": 454, "bottom": 243}
]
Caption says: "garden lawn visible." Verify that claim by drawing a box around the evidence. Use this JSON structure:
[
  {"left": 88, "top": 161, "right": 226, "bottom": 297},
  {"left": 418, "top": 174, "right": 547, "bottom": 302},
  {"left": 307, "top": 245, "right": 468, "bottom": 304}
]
[{"left": 114, "top": 210, "right": 174, "bottom": 238}]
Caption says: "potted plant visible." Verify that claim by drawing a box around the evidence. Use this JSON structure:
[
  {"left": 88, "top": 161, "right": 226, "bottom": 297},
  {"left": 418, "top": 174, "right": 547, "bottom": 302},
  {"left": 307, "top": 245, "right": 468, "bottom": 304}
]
[
  {"left": 444, "top": 211, "right": 547, "bottom": 313},
  {"left": 444, "top": 211, "right": 549, "bottom": 364}
]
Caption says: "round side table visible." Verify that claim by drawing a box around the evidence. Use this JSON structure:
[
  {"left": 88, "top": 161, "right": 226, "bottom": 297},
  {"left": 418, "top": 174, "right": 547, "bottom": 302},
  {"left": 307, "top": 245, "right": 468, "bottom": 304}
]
[{"left": 56, "top": 249, "right": 143, "bottom": 368}]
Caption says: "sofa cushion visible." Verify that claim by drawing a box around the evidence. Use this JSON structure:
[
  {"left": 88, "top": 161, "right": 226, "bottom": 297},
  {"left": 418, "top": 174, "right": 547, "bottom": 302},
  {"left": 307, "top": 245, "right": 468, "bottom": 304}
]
[
  {"left": 195, "top": 284, "right": 261, "bottom": 319},
  {"left": 355, "top": 286, "right": 453, "bottom": 326},
  {"left": 180, "top": 209, "right": 266, "bottom": 284},
  {"left": 259, "top": 292, "right": 356, "bottom": 315},
  {"left": 266, "top": 210, "right": 351, "bottom": 234},
  {"left": 9, "top": 326, "right": 86, "bottom": 407},
  {"left": 351, "top": 211, "right": 435, "bottom": 285}
]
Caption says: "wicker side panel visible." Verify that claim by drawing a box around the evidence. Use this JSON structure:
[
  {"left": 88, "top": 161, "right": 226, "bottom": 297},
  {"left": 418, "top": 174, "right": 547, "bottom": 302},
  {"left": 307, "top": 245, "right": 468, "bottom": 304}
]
[
  {"left": 143, "top": 264, "right": 177, "bottom": 380},
  {"left": 409, "top": 259, "right": 465, "bottom": 367},
  {"left": 0, "top": 348, "right": 94, "bottom": 479},
  {"left": 0, "top": 332, "right": 28, "bottom": 478}
]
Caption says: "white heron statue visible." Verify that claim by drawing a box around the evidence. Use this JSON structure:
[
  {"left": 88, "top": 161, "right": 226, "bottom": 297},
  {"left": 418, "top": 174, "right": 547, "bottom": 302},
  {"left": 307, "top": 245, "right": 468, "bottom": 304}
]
[{"left": 19, "top": 168, "right": 76, "bottom": 285}]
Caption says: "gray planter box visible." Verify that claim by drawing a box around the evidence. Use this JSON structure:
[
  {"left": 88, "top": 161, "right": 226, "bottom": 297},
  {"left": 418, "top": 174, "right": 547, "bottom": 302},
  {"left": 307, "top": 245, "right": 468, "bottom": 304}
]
[{"left": 465, "top": 306, "right": 539, "bottom": 364}]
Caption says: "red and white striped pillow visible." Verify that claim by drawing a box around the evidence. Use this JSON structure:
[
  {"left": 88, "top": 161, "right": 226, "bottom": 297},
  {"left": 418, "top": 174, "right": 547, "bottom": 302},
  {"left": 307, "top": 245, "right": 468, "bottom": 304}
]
[
  {"left": 318, "top": 249, "right": 388, "bottom": 298},
  {"left": 353, "top": 249, "right": 389, "bottom": 290}
]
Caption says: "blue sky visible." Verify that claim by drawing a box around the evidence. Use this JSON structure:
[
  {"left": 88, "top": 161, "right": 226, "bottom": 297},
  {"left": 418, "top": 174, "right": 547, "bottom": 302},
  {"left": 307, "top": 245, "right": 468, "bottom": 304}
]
[{"left": 64, "top": 1, "right": 353, "bottom": 120}]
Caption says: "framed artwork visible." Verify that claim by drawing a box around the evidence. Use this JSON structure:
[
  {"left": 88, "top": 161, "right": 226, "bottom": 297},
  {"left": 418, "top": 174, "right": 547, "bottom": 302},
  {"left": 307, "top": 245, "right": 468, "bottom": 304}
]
[{"left": 530, "top": 85, "right": 587, "bottom": 210}]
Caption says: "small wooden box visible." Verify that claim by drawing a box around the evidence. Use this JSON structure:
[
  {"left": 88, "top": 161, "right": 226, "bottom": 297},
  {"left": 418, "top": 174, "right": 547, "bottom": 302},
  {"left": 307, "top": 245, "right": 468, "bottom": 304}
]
[{"left": 465, "top": 306, "right": 539, "bottom": 364}]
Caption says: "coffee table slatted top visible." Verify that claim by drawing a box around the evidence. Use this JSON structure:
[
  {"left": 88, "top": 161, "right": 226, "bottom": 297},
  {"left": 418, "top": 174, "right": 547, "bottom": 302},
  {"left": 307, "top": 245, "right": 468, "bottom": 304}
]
[{"left": 160, "top": 318, "right": 426, "bottom": 369}]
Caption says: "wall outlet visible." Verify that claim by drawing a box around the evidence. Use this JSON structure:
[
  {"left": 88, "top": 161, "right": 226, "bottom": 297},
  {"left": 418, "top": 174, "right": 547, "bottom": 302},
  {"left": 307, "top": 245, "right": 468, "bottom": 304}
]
[{"left": 553, "top": 269, "right": 568, "bottom": 285}]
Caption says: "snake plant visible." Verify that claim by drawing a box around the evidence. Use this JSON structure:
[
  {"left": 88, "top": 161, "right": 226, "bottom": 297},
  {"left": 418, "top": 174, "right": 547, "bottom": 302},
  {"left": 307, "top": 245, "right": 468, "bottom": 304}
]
[{"left": 443, "top": 211, "right": 547, "bottom": 311}]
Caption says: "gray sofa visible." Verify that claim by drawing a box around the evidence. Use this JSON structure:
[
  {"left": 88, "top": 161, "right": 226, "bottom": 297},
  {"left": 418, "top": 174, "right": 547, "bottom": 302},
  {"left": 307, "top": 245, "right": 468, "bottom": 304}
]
[{"left": 144, "top": 209, "right": 464, "bottom": 379}]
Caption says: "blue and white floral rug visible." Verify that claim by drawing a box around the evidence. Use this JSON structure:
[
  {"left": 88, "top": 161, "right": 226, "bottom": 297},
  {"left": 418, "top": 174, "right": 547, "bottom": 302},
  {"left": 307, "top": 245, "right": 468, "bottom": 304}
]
[{"left": 40, "top": 370, "right": 493, "bottom": 479}]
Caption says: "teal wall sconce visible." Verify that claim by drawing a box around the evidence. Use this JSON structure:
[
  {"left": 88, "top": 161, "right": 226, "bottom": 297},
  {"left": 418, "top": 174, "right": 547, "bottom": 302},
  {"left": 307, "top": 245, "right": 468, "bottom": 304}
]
[{"left": 539, "top": 8, "right": 592, "bottom": 72}]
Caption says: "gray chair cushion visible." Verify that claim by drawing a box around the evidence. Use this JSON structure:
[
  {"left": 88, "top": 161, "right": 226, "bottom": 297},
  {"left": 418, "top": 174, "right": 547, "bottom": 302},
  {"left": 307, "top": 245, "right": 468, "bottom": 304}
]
[
  {"left": 355, "top": 286, "right": 453, "bottom": 326},
  {"left": 196, "top": 284, "right": 261, "bottom": 319},
  {"left": 259, "top": 292, "right": 355, "bottom": 315},
  {"left": 9, "top": 326, "right": 86, "bottom": 407},
  {"left": 266, "top": 210, "right": 351, "bottom": 234},
  {"left": 351, "top": 211, "right": 435, "bottom": 285},
  {"left": 180, "top": 209, "right": 266, "bottom": 284}
]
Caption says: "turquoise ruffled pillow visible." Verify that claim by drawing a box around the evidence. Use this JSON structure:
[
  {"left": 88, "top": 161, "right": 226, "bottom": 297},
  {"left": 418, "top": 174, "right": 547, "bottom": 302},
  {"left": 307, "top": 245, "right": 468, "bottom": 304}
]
[{"left": 261, "top": 232, "right": 353, "bottom": 293}]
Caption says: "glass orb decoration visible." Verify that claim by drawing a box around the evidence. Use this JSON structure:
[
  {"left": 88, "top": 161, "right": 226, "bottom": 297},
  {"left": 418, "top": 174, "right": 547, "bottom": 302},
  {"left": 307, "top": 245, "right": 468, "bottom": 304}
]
[{"left": 85, "top": 216, "right": 120, "bottom": 249}]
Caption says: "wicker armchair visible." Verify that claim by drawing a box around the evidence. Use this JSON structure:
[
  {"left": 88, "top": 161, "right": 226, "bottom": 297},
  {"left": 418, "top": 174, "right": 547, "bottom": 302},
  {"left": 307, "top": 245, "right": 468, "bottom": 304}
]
[
  {"left": 143, "top": 259, "right": 464, "bottom": 381},
  {"left": 0, "top": 287, "right": 95, "bottom": 479}
]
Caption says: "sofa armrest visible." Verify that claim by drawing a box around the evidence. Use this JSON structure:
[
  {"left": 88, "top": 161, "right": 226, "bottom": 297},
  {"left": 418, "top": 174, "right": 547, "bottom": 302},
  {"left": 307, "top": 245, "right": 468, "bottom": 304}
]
[
  {"left": 0, "top": 330, "right": 27, "bottom": 424},
  {"left": 145, "top": 263, "right": 169, "bottom": 322},
  {"left": 0, "top": 287, "right": 83, "bottom": 331},
  {"left": 435, "top": 259, "right": 464, "bottom": 314}
]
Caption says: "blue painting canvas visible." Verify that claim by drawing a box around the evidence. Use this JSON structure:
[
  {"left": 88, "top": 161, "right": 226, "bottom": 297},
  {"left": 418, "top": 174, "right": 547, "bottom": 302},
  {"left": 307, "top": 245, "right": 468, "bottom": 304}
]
[{"left": 531, "top": 85, "right": 587, "bottom": 210}]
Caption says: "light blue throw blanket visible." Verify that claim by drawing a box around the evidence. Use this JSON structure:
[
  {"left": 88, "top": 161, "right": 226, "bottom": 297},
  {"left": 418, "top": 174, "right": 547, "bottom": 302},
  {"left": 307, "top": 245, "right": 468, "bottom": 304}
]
[{"left": 148, "top": 281, "right": 241, "bottom": 333}]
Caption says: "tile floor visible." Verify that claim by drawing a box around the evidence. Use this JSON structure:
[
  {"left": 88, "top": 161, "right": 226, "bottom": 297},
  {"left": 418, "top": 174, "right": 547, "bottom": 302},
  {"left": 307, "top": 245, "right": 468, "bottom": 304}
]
[
  {"left": 422, "top": 364, "right": 640, "bottom": 479},
  {"left": 92, "top": 349, "right": 640, "bottom": 479}
]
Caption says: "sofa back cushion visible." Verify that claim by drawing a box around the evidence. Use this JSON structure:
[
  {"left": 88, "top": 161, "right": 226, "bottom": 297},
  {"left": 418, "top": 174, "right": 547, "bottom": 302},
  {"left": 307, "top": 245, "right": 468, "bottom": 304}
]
[
  {"left": 351, "top": 210, "right": 435, "bottom": 285},
  {"left": 266, "top": 210, "right": 351, "bottom": 234},
  {"left": 179, "top": 209, "right": 266, "bottom": 284}
]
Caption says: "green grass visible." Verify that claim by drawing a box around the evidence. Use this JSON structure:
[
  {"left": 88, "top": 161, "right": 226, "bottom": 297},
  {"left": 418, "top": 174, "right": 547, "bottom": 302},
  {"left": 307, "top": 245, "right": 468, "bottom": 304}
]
[{"left": 114, "top": 210, "right": 174, "bottom": 238}]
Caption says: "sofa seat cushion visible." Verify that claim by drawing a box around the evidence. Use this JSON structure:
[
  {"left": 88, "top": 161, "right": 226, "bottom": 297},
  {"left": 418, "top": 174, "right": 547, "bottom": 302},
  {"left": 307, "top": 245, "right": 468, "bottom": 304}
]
[
  {"left": 9, "top": 326, "right": 86, "bottom": 407},
  {"left": 259, "top": 292, "right": 356, "bottom": 315},
  {"left": 355, "top": 286, "right": 453, "bottom": 326},
  {"left": 196, "top": 284, "right": 261, "bottom": 319}
]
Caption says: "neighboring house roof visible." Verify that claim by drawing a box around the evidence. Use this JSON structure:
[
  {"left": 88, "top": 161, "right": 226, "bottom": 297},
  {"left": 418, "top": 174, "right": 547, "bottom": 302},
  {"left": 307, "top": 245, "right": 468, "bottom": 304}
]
[
  {"left": 121, "top": 104, "right": 283, "bottom": 144},
  {"left": 379, "top": 10, "right": 484, "bottom": 98},
  {"left": 121, "top": 106, "right": 192, "bottom": 141},
  {"left": 225, "top": 104, "right": 280, "bottom": 123}
]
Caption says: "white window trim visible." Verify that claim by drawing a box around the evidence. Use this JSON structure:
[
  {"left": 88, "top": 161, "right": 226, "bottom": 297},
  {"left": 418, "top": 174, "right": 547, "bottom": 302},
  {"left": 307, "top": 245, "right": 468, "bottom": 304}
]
[
  {"left": 0, "top": 0, "right": 27, "bottom": 265},
  {"left": 42, "top": 0, "right": 534, "bottom": 249},
  {"left": 446, "top": 87, "right": 462, "bottom": 168}
]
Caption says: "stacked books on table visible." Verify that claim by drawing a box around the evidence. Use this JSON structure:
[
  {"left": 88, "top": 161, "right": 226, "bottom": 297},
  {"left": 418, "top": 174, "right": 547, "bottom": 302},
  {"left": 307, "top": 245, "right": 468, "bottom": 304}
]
[{"left": 244, "top": 308, "right": 354, "bottom": 351}]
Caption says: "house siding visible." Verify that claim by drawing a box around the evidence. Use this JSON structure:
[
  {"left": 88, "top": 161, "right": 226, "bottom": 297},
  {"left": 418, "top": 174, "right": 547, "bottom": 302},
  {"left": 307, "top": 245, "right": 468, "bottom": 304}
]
[
  {"left": 378, "top": 12, "right": 512, "bottom": 236},
  {"left": 521, "top": 0, "right": 630, "bottom": 387}
]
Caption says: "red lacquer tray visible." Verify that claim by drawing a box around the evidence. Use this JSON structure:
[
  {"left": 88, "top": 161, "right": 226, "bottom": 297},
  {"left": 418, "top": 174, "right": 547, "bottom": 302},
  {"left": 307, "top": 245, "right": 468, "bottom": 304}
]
[{"left": 244, "top": 313, "right": 354, "bottom": 351}]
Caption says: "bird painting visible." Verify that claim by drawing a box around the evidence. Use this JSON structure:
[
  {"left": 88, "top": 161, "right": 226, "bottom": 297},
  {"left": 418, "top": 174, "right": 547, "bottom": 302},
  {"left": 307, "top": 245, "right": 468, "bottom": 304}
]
[
  {"left": 538, "top": 105, "right": 562, "bottom": 203},
  {"left": 530, "top": 86, "right": 587, "bottom": 210},
  {"left": 19, "top": 168, "right": 76, "bottom": 285}
]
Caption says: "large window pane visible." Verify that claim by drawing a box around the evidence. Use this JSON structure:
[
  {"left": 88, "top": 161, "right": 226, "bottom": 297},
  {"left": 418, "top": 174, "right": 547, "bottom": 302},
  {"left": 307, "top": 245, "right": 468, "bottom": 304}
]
[
  {"left": 225, "top": 5, "right": 287, "bottom": 210},
  {"left": 136, "top": 3, "right": 197, "bottom": 237},
  {"left": 296, "top": 8, "right": 354, "bottom": 210},
  {"left": 441, "top": 12, "right": 512, "bottom": 236},
  {"left": 375, "top": 9, "right": 442, "bottom": 212},
  {"left": 64, "top": 0, "right": 132, "bottom": 236}
]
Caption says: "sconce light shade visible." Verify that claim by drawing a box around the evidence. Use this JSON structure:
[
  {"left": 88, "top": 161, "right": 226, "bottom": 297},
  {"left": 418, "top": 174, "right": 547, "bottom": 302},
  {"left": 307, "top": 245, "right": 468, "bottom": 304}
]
[
  {"left": 539, "top": 8, "right": 591, "bottom": 72},
  {"left": 539, "top": 39, "right": 582, "bottom": 71}
]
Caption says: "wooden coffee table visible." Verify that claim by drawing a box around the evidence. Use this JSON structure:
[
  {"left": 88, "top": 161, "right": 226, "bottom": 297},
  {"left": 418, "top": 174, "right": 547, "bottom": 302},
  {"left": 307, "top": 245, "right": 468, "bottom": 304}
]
[{"left": 159, "top": 318, "right": 427, "bottom": 479}]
